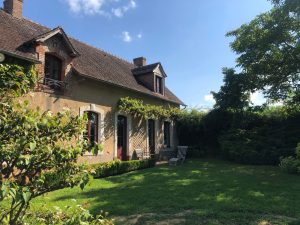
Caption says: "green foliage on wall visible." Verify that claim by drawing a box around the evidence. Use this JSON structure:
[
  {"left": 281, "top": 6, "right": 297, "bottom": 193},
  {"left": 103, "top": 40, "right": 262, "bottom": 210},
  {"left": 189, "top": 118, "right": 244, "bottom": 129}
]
[{"left": 117, "top": 97, "right": 182, "bottom": 120}]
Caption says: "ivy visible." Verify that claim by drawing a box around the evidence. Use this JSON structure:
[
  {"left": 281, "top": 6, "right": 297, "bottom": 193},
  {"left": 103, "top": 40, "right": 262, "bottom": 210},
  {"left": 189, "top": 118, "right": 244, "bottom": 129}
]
[{"left": 117, "top": 97, "right": 183, "bottom": 120}]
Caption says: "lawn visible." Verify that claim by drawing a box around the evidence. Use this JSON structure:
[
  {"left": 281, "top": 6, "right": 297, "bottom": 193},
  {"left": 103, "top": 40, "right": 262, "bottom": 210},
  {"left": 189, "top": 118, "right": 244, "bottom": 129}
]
[{"left": 32, "top": 159, "right": 300, "bottom": 225}]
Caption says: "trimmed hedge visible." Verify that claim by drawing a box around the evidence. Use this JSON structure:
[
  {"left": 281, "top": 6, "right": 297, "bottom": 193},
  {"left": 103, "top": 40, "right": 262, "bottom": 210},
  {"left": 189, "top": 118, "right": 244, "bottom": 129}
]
[
  {"left": 88, "top": 159, "right": 156, "bottom": 178},
  {"left": 177, "top": 107, "right": 300, "bottom": 165}
]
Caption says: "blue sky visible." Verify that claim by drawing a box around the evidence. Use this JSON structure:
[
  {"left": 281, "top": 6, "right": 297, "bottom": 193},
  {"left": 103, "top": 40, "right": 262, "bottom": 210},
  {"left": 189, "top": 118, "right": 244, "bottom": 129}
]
[{"left": 21, "top": 0, "right": 272, "bottom": 107}]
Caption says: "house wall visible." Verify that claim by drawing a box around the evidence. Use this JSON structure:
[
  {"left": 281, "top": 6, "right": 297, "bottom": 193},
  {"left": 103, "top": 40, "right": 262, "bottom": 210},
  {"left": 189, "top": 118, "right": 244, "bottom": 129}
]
[
  {"left": 135, "top": 72, "right": 155, "bottom": 91},
  {"left": 19, "top": 35, "right": 180, "bottom": 164},
  {"left": 24, "top": 75, "right": 179, "bottom": 164}
]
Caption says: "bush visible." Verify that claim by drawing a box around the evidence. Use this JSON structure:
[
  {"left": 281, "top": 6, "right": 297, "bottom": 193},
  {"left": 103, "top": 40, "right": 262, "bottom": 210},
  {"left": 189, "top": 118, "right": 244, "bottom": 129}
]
[
  {"left": 177, "top": 105, "right": 300, "bottom": 165},
  {"left": 296, "top": 143, "right": 300, "bottom": 159},
  {"left": 186, "top": 145, "right": 206, "bottom": 158},
  {"left": 279, "top": 156, "right": 300, "bottom": 174},
  {"left": 218, "top": 127, "right": 296, "bottom": 165},
  {"left": 89, "top": 159, "right": 156, "bottom": 179},
  {"left": 25, "top": 204, "right": 114, "bottom": 225},
  {"left": 0, "top": 62, "right": 93, "bottom": 224}
]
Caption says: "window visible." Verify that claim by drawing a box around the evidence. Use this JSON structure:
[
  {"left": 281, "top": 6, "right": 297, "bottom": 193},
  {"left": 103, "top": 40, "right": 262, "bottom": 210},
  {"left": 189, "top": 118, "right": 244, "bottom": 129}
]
[
  {"left": 164, "top": 121, "right": 171, "bottom": 147},
  {"left": 155, "top": 76, "right": 163, "bottom": 94},
  {"left": 85, "top": 111, "right": 99, "bottom": 146},
  {"left": 44, "top": 54, "right": 62, "bottom": 89}
]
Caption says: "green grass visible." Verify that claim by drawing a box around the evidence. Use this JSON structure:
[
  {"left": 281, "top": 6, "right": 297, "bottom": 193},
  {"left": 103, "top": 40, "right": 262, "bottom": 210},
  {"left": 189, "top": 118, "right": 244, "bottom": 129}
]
[{"left": 32, "top": 159, "right": 300, "bottom": 225}]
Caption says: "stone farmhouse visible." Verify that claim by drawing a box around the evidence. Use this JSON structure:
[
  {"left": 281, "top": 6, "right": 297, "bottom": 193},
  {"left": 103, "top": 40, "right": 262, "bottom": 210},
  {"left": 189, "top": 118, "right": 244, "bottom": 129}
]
[{"left": 0, "top": 0, "right": 185, "bottom": 164}]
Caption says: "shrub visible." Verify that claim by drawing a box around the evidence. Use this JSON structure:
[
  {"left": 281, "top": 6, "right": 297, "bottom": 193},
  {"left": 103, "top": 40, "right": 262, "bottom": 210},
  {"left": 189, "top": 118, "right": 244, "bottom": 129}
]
[
  {"left": 186, "top": 145, "right": 206, "bottom": 158},
  {"left": 219, "top": 126, "right": 295, "bottom": 165},
  {"left": 296, "top": 143, "right": 300, "bottom": 159},
  {"left": 178, "top": 105, "right": 300, "bottom": 164},
  {"left": 25, "top": 204, "right": 114, "bottom": 225},
  {"left": 279, "top": 156, "right": 300, "bottom": 174},
  {"left": 0, "top": 62, "right": 94, "bottom": 224},
  {"left": 89, "top": 159, "right": 156, "bottom": 179}
]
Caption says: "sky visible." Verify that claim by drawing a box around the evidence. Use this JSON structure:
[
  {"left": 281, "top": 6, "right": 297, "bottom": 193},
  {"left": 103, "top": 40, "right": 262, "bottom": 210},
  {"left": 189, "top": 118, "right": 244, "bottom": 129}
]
[{"left": 20, "top": 0, "right": 272, "bottom": 108}]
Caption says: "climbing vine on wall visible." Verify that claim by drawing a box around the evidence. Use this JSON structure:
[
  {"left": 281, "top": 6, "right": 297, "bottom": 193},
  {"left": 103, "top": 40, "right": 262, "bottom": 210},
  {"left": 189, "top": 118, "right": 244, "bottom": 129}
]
[{"left": 117, "top": 97, "right": 183, "bottom": 120}]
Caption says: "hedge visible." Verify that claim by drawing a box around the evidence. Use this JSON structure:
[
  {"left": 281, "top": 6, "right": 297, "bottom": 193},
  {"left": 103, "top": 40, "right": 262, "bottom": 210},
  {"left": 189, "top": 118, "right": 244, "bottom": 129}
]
[
  {"left": 88, "top": 159, "right": 156, "bottom": 178},
  {"left": 177, "top": 107, "right": 300, "bottom": 165}
]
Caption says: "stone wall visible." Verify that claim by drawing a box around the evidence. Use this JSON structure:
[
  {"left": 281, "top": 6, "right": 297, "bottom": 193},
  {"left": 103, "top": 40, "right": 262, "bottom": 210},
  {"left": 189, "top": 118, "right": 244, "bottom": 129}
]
[{"left": 21, "top": 35, "right": 180, "bottom": 164}]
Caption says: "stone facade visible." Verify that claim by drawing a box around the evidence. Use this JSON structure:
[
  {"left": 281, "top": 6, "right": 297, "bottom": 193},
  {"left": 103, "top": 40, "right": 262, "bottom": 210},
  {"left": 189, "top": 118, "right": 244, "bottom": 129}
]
[
  {"left": 0, "top": 0, "right": 183, "bottom": 164},
  {"left": 20, "top": 37, "right": 179, "bottom": 164}
]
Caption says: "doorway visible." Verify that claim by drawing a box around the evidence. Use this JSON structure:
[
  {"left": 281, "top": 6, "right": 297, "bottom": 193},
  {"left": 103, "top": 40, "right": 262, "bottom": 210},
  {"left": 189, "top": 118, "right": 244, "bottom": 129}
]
[
  {"left": 117, "top": 115, "right": 127, "bottom": 161},
  {"left": 148, "top": 119, "right": 155, "bottom": 158}
]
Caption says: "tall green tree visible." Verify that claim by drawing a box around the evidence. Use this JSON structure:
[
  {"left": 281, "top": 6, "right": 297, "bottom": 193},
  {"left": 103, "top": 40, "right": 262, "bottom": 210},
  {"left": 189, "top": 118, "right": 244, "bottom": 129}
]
[
  {"left": 227, "top": 0, "right": 300, "bottom": 103},
  {"left": 212, "top": 68, "right": 250, "bottom": 110}
]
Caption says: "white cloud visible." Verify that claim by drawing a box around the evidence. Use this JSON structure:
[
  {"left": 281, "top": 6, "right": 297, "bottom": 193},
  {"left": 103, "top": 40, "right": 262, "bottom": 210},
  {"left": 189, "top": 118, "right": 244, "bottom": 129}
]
[
  {"left": 111, "top": 8, "right": 123, "bottom": 17},
  {"left": 204, "top": 94, "right": 215, "bottom": 104},
  {"left": 250, "top": 91, "right": 266, "bottom": 106},
  {"left": 137, "top": 33, "right": 142, "bottom": 39},
  {"left": 122, "top": 31, "right": 132, "bottom": 42},
  {"left": 66, "top": 0, "right": 106, "bottom": 15},
  {"left": 65, "top": 0, "right": 136, "bottom": 17},
  {"left": 112, "top": 0, "right": 136, "bottom": 17}
]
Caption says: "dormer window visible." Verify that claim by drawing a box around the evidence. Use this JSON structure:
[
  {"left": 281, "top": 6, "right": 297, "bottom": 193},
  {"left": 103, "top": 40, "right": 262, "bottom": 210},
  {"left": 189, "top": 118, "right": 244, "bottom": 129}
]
[
  {"left": 132, "top": 57, "right": 167, "bottom": 95},
  {"left": 155, "top": 76, "right": 163, "bottom": 94},
  {"left": 44, "top": 54, "right": 63, "bottom": 90}
]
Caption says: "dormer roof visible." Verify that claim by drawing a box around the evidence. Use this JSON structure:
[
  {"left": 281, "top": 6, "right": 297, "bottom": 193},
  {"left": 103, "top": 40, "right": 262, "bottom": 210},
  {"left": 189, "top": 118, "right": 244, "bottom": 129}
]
[
  {"left": 132, "top": 63, "right": 167, "bottom": 77},
  {"left": 33, "top": 27, "right": 80, "bottom": 57}
]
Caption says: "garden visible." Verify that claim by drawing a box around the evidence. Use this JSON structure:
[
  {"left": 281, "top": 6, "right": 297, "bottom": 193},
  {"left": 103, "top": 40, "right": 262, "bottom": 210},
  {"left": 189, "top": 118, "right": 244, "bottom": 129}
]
[
  {"left": 1, "top": 0, "right": 300, "bottom": 224},
  {"left": 30, "top": 159, "right": 300, "bottom": 225}
]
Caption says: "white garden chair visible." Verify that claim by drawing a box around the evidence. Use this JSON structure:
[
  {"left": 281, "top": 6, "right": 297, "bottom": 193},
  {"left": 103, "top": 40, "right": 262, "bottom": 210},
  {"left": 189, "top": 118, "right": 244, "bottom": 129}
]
[{"left": 169, "top": 146, "right": 188, "bottom": 166}]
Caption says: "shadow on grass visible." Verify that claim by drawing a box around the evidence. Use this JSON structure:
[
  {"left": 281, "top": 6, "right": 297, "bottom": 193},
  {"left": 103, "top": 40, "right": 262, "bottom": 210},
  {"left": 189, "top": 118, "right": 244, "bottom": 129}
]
[{"left": 46, "top": 159, "right": 300, "bottom": 225}]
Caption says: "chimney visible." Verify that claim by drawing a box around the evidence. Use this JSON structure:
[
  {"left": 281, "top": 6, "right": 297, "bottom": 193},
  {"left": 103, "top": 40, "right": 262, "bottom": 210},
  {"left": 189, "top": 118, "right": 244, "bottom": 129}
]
[
  {"left": 4, "top": 0, "right": 23, "bottom": 18},
  {"left": 133, "top": 57, "right": 147, "bottom": 67}
]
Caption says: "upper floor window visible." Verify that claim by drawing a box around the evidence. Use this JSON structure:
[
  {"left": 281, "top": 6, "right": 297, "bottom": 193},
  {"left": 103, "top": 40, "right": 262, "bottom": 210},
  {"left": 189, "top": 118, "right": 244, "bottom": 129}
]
[
  {"left": 155, "top": 76, "right": 163, "bottom": 94},
  {"left": 164, "top": 121, "right": 171, "bottom": 147},
  {"left": 85, "top": 111, "right": 99, "bottom": 146},
  {"left": 44, "top": 54, "right": 63, "bottom": 89}
]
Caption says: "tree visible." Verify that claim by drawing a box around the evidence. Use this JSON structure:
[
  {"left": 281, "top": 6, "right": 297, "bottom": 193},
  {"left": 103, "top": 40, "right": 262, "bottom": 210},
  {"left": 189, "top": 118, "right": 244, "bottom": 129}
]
[
  {"left": 0, "top": 62, "right": 91, "bottom": 224},
  {"left": 212, "top": 68, "right": 250, "bottom": 110},
  {"left": 227, "top": 0, "right": 300, "bottom": 103}
]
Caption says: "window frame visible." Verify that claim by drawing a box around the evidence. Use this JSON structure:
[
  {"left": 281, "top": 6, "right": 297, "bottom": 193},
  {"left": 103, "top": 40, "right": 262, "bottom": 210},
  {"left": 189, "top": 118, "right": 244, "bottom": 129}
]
[
  {"left": 44, "top": 53, "right": 63, "bottom": 90},
  {"left": 85, "top": 111, "right": 99, "bottom": 146},
  {"left": 155, "top": 76, "right": 163, "bottom": 94}
]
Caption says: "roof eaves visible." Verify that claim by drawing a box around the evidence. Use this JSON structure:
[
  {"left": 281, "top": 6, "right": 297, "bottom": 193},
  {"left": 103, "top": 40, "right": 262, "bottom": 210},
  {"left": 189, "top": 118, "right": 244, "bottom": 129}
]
[
  {"left": 73, "top": 68, "right": 184, "bottom": 106},
  {"left": 0, "top": 49, "right": 41, "bottom": 64}
]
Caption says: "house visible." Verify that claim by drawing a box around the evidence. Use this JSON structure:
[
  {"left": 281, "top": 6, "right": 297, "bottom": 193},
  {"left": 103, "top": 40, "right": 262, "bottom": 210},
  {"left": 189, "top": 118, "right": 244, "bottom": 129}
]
[{"left": 0, "top": 0, "right": 185, "bottom": 164}]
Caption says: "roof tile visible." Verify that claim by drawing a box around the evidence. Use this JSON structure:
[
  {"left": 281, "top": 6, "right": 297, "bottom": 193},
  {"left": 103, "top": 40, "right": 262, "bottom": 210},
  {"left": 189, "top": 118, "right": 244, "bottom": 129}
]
[{"left": 0, "top": 10, "right": 184, "bottom": 105}]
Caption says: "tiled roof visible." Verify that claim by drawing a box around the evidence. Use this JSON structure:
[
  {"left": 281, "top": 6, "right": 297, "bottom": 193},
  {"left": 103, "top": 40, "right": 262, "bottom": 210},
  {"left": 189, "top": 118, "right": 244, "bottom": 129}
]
[{"left": 0, "top": 10, "right": 185, "bottom": 105}]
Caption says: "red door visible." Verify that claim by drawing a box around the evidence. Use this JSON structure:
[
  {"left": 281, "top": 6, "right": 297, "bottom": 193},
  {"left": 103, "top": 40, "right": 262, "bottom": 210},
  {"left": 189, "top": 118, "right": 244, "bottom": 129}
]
[{"left": 117, "top": 115, "right": 127, "bottom": 161}]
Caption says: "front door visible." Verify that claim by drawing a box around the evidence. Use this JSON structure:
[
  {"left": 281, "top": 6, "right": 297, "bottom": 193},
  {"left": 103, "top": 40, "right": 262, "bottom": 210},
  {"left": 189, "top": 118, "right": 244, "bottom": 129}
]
[
  {"left": 148, "top": 119, "right": 155, "bottom": 158},
  {"left": 117, "top": 115, "right": 127, "bottom": 161}
]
